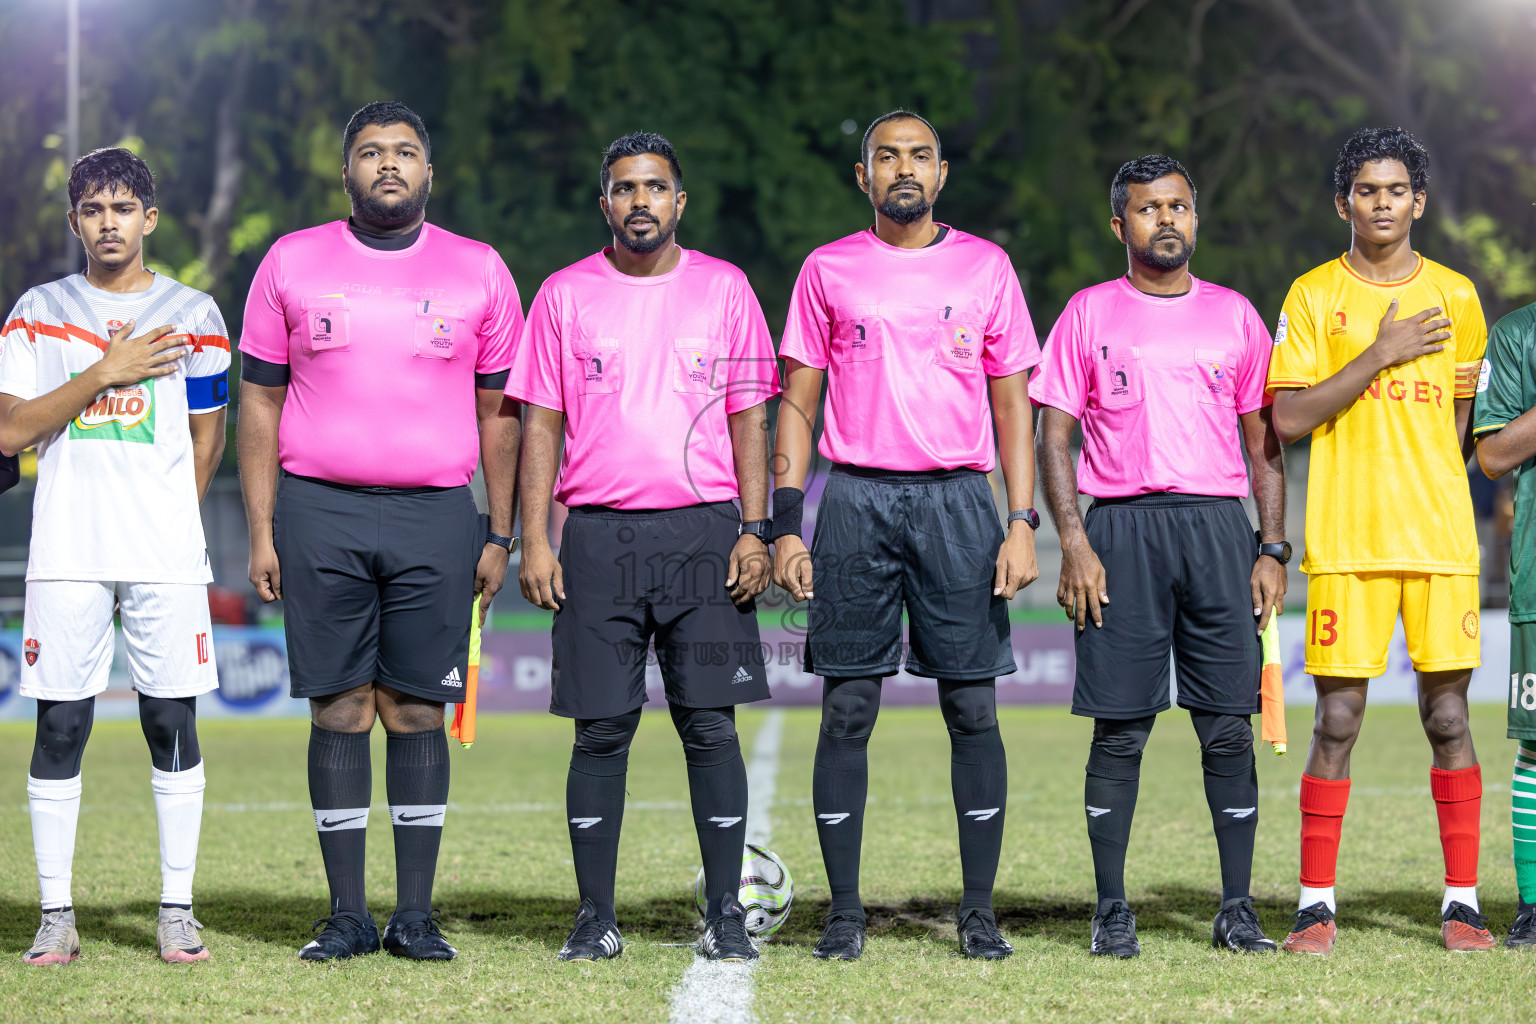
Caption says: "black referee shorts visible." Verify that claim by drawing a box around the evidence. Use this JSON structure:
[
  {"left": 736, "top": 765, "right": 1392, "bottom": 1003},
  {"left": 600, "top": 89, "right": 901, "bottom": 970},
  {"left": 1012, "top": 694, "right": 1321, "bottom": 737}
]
[
  {"left": 1071, "top": 493, "right": 1261, "bottom": 720},
  {"left": 550, "top": 502, "right": 771, "bottom": 720},
  {"left": 274, "top": 473, "right": 482, "bottom": 703},
  {"left": 805, "top": 465, "right": 1015, "bottom": 680}
]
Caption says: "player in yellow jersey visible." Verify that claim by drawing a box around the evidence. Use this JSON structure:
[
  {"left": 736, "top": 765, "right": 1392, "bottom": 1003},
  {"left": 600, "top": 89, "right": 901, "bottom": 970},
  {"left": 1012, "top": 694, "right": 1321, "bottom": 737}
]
[{"left": 1267, "top": 128, "right": 1493, "bottom": 954}]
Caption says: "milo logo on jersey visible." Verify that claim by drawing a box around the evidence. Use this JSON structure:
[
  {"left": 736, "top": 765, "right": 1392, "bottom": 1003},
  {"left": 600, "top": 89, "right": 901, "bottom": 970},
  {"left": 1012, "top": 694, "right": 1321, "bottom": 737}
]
[{"left": 68, "top": 375, "right": 156, "bottom": 444}]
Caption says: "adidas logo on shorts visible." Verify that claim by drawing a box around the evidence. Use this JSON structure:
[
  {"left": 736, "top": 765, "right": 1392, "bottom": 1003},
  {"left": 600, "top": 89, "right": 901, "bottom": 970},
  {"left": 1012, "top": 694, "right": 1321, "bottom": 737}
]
[
  {"left": 440, "top": 667, "right": 464, "bottom": 688},
  {"left": 731, "top": 666, "right": 753, "bottom": 685}
]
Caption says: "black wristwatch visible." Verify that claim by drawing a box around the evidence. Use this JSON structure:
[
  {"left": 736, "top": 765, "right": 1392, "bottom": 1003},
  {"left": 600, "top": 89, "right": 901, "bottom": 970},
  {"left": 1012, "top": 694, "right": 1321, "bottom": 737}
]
[
  {"left": 740, "top": 519, "right": 772, "bottom": 542},
  {"left": 486, "top": 531, "right": 518, "bottom": 553},
  {"left": 1256, "top": 534, "right": 1291, "bottom": 565},
  {"left": 1007, "top": 508, "right": 1041, "bottom": 530}
]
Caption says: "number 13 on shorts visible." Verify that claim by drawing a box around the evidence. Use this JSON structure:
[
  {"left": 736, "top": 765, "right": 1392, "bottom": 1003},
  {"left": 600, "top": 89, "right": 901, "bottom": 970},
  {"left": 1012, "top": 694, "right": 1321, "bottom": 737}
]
[
  {"left": 1302, "top": 571, "right": 1479, "bottom": 678},
  {"left": 1310, "top": 609, "right": 1339, "bottom": 647}
]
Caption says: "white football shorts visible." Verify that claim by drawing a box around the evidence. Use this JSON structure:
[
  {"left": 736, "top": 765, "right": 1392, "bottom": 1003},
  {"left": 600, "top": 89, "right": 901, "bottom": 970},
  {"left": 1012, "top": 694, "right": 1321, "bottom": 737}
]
[{"left": 20, "top": 581, "right": 218, "bottom": 701}]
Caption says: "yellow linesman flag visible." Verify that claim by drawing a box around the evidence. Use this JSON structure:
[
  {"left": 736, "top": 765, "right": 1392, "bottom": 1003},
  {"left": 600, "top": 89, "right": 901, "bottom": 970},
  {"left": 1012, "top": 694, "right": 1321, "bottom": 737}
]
[
  {"left": 1260, "top": 611, "right": 1287, "bottom": 755},
  {"left": 450, "top": 598, "right": 483, "bottom": 748}
]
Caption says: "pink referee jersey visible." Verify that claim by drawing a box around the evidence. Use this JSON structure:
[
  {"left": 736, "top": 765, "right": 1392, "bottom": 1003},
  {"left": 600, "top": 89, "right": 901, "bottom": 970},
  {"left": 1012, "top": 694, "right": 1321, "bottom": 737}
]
[
  {"left": 504, "top": 247, "right": 780, "bottom": 510},
  {"left": 239, "top": 221, "right": 522, "bottom": 488},
  {"left": 778, "top": 225, "right": 1039, "bottom": 472},
  {"left": 1028, "top": 276, "right": 1272, "bottom": 499}
]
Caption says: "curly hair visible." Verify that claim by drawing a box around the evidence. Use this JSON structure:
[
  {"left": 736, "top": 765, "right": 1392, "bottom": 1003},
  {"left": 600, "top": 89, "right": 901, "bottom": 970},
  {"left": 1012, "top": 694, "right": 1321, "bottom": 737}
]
[
  {"left": 1110, "top": 154, "right": 1196, "bottom": 221},
  {"left": 68, "top": 147, "right": 154, "bottom": 211},
  {"left": 1333, "top": 127, "right": 1429, "bottom": 196},
  {"left": 599, "top": 132, "right": 684, "bottom": 194},
  {"left": 343, "top": 100, "right": 431, "bottom": 163}
]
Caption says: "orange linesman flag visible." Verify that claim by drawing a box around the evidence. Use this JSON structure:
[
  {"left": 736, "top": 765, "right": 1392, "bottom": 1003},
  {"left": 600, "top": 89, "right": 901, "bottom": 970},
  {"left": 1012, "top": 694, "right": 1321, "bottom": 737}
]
[
  {"left": 1260, "top": 611, "right": 1287, "bottom": 755},
  {"left": 450, "top": 598, "right": 483, "bottom": 748}
]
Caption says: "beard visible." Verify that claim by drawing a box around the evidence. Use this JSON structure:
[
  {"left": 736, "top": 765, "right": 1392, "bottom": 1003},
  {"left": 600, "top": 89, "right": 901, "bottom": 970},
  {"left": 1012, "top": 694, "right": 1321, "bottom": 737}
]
[
  {"left": 875, "top": 183, "right": 933, "bottom": 225},
  {"left": 1134, "top": 230, "right": 1196, "bottom": 270},
  {"left": 609, "top": 208, "right": 678, "bottom": 255},
  {"left": 346, "top": 173, "right": 431, "bottom": 228}
]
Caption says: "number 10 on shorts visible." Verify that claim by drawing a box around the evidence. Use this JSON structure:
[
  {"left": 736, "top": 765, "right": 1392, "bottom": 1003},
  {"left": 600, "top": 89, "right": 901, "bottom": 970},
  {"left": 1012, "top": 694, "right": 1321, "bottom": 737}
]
[
  {"left": 196, "top": 632, "right": 209, "bottom": 666},
  {"left": 1512, "top": 674, "right": 1536, "bottom": 711}
]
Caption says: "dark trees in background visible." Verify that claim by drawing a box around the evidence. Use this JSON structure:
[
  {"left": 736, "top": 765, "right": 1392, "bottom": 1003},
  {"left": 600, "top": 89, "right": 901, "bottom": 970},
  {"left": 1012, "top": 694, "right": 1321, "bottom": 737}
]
[{"left": 1, "top": 0, "right": 1532, "bottom": 356}]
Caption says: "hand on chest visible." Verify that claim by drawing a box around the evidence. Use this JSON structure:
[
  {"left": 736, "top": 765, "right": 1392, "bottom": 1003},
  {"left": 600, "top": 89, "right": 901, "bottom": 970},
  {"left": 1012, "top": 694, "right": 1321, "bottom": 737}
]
[{"left": 1319, "top": 291, "right": 1453, "bottom": 392}]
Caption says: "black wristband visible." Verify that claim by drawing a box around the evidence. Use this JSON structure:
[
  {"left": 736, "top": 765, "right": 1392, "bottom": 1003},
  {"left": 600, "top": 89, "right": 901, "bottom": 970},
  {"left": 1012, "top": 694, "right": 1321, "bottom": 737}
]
[{"left": 769, "top": 487, "right": 805, "bottom": 540}]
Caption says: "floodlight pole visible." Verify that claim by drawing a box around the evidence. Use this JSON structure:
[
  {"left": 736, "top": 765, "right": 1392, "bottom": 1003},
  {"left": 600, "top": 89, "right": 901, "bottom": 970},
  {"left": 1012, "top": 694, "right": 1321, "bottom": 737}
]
[{"left": 62, "top": 0, "right": 80, "bottom": 274}]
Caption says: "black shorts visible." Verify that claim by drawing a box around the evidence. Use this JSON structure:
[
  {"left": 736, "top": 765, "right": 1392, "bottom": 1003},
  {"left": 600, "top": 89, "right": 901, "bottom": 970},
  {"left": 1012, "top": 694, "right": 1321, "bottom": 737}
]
[
  {"left": 274, "top": 473, "right": 482, "bottom": 703},
  {"left": 550, "top": 502, "right": 771, "bottom": 719},
  {"left": 806, "top": 465, "right": 1014, "bottom": 680},
  {"left": 1071, "top": 493, "right": 1261, "bottom": 719}
]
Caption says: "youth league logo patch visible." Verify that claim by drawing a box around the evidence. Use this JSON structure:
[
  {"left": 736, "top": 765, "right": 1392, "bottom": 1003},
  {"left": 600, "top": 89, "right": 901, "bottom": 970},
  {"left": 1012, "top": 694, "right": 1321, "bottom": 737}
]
[
  {"left": 1478, "top": 358, "right": 1491, "bottom": 394},
  {"left": 1273, "top": 312, "right": 1289, "bottom": 346},
  {"left": 23, "top": 637, "right": 38, "bottom": 667},
  {"left": 1198, "top": 360, "right": 1228, "bottom": 396},
  {"left": 945, "top": 326, "right": 978, "bottom": 364},
  {"left": 683, "top": 349, "right": 712, "bottom": 386}
]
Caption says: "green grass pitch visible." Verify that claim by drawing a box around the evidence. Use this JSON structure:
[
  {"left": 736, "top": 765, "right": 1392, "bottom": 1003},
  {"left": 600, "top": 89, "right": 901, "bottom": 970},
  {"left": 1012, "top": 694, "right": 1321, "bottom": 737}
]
[{"left": 0, "top": 705, "right": 1533, "bottom": 1022}]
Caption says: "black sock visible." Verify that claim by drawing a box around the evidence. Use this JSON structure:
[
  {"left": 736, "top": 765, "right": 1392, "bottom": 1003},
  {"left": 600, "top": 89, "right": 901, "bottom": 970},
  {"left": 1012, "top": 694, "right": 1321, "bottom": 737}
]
[
  {"left": 568, "top": 712, "right": 639, "bottom": 924},
  {"left": 940, "top": 680, "right": 1007, "bottom": 914},
  {"left": 308, "top": 725, "right": 372, "bottom": 916},
  {"left": 1085, "top": 716, "right": 1153, "bottom": 909},
  {"left": 385, "top": 728, "right": 450, "bottom": 916},
  {"left": 672, "top": 705, "right": 748, "bottom": 917},
  {"left": 1087, "top": 761, "right": 1148, "bottom": 914},
  {"left": 1192, "top": 712, "right": 1258, "bottom": 903},
  {"left": 814, "top": 677, "right": 881, "bottom": 920}
]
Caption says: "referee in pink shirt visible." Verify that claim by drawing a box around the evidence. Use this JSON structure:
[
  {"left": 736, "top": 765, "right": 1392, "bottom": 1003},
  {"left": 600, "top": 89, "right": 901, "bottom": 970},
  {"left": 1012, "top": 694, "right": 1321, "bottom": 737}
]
[
  {"left": 237, "top": 102, "right": 523, "bottom": 963},
  {"left": 1032, "top": 155, "right": 1287, "bottom": 959},
  {"left": 772, "top": 111, "right": 1042, "bottom": 962},
  {"left": 509, "top": 133, "right": 779, "bottom": 964}
]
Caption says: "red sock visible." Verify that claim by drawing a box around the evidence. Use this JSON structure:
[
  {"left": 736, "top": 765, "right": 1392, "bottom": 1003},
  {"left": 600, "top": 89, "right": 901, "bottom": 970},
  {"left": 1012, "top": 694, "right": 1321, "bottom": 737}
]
[
  {"left": 1299, "top": 774, "right": 1351, "bottom": 887},
  {"left": 1430, "top": 764, "right": 1482, "bottom": 887}
]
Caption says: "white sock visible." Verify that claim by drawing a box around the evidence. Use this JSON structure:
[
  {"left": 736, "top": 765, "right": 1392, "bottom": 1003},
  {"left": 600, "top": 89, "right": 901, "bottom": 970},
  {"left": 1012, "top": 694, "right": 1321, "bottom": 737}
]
[
  {"left": 1299, "top": 885, "right": 1336, "bottom": 912},
  {"left": 1443, "top": 885, "right": 1479, "bottom": 914},
  {"left": 28, "top": 775, "right": 82, "bottom": 911},
  {"left": 151, "top": 761, "right": 205, "bottom": 906}
]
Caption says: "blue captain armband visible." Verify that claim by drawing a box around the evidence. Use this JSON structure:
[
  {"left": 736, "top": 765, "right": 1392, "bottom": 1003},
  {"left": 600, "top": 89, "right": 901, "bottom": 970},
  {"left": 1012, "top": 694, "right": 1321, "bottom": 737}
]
[{"left": 186, "top": 371, "right": 230, "bottom": 412}]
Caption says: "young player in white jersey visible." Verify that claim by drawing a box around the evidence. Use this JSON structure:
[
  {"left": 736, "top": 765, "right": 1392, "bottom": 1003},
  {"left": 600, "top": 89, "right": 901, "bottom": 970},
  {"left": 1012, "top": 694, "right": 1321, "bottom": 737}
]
[{"left": 0, "top": 148, "right": 231, "bottom": 965}]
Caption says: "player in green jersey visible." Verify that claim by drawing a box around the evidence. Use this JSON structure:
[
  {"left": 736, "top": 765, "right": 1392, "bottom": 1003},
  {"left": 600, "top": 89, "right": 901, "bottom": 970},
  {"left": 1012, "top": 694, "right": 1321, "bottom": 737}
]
[{"left": 1473, "top": 301, "right": 1536, "bottom": 945}]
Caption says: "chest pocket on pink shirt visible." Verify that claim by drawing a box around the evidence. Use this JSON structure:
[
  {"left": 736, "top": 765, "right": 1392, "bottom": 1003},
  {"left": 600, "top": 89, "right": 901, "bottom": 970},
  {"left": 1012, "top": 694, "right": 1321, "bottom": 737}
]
[
  {"left": 933, "top": 309, "right": 986, "bottom": 371},
  {"left": 1094, "top": 346, "right": 1143, "bottom": 408},
  {"left": 298, "top": 297, "right": 350, "bottom": 355},
  {"left": 573, "top": 340, "right": 620, "bottom": 396},
  {"left": 674, "top": 338, "right": 721, "bottom": 395},
  {"left": 413, "top": 302, "right": 468, "bottom": 360},
  {"left": 1194, "top": 349, "right": 1236, "bottom": 407},
  {"left": 832, "top": 305, "right": 884, "bottom": 362}
]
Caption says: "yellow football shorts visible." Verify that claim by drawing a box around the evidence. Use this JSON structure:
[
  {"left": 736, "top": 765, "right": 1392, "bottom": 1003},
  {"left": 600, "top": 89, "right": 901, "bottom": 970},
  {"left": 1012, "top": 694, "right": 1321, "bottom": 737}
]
[{"left": 1303, "top": 571, "right": 1481, "bottom": 677}]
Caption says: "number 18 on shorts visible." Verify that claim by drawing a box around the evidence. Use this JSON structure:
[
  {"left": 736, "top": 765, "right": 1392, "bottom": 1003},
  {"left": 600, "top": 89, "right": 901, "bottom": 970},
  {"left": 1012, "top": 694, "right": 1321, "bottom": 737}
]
[{"left": 1509, "top": 622, "right": 1536, "bottom": 742}]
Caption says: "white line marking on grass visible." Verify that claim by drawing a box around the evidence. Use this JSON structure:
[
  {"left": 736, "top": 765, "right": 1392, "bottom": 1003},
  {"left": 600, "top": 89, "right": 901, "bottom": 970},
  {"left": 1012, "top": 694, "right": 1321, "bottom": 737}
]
[
  {"left": 666, "top": 708, "right": 783, "bottom": 1024},
  {"left": 744, "top": 709, "right": 783, "bottom": 846}
]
